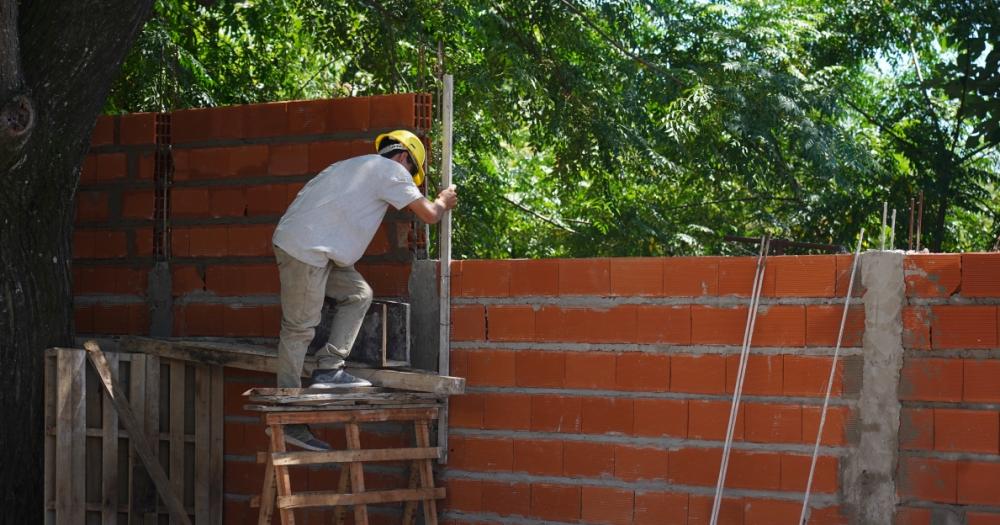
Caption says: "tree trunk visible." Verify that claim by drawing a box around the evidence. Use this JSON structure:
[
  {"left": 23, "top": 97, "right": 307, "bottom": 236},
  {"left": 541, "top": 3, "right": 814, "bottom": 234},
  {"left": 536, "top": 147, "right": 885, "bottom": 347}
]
[{"left": 0, "top": 0, "right": 152, "bottom": 518}]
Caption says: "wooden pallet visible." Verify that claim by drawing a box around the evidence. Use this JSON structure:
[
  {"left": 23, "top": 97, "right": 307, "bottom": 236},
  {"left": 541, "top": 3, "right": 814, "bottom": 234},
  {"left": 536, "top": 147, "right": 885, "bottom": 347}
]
[
  {"left": 43, "top": 347, "right": 224, "bottom": 524},
  {"left": 251, "top": 405, "right": 445, "bottom": 525}
]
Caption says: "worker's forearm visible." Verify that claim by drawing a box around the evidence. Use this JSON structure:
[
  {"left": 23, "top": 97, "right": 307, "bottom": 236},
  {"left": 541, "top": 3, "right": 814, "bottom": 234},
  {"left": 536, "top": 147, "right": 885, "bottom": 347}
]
[{"left": 430, "top": 198, "right": 448, "bottom": 223}]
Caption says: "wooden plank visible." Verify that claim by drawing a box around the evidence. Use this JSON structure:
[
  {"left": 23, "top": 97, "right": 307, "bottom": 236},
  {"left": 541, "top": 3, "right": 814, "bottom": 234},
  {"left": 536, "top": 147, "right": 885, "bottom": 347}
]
[
  {"left": 102, "top": 351, "right": 120, "bottom": 525},
  {"left": 55, "top": 348, "right": 86, "bottom": 524},
  {"left": 120, "top": 337, "right": 275, "bottom": 371},
  {"left": 345, "top": 368, "right": 464, "bottom": 395},
  {"left": 168, "top": 361, "right": 186, "bottom": 525},
  {"left": 401, "top": 466, "right": 419, "bottom": 525},
  {"left": 142, "top": 354, "right": 159, "bottom": 525},
  {"left": 269, "top": 425, "right": 296, "bottom": 525},
  {"left": 244, "top": 387, "right": 387, "bottom": 396},
  {"left": 44, "top": 353, "right": 56, "bottom": 525},
  {"left": 209, "top": 366, "right": 224, "bottom": 524},
  {"left": 334, "top": 467, "right": 349, "bottom": 525},
  {"left": 82, "top": 341, "right": 193, "bottom": 525},
  {"left": 278, "top": 488, "right": 446, "bottom": 509},
  {"left": 264, "top": 408, "right": 439, "bottom": 426},
  {"left": 120, "top": 337, "right": 465, "bottom": 394},
  {"left": 128, "top": 353, "right": 160, "bottom": 525},
  {"left": 438, "top": 72, "right": 455, "bottom": 466},
  {"left": 45, "top": 502, "right": 137, "bottom": 513},
  {"left": 256, "top": 454, "right": 276, "bottom": 525},
  {"left": 45, "top": 427, "right": 202, "bottom": 442},
  {"left": 193, "top": 365, "right": 211, "bottom": 523},
  {"left": 245, "top": 403, "right": 443, "bottom": 413},
  {"left": 127, "top": 353, "right": 150, "bottom": 525},
  {"left": 247, "top": 391, "right": 441, "bottom": 406},
  {"left": 415, "top": 421, "right": 439, "bottom": 525},
  {"left": 344, "top": 423, "right": 368, "bottom": 525},
  {"left": 256, "top": 448, "right": 440, "bottom": 466}
]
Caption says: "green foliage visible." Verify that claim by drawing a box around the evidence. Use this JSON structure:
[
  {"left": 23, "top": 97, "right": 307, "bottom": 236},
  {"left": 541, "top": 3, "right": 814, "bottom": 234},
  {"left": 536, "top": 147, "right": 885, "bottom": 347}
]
[{"left": 109, "top": 0, "right": 1000, "bottom": 257}]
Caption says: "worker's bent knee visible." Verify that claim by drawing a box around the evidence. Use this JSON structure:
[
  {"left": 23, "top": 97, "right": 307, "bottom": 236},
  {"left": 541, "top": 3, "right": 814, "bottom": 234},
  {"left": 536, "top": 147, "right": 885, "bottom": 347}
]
[
  {"left": 339, "top": 279, "right": 372, "bottom": 306},
  {"left": 358, "top": 280, "right": 373, "bottom": 306}
]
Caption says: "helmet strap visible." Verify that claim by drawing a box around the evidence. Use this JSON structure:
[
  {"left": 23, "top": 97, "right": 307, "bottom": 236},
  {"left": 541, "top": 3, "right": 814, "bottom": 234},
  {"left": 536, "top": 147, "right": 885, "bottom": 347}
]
[{"left": 378, "top": 143, "right": 408, "bottom": 156}]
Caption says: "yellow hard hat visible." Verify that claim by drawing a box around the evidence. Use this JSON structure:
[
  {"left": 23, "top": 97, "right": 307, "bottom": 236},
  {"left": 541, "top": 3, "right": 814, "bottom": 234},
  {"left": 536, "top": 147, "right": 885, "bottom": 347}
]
[{"left": 375, "top": 130, "right": 426, "bottom": 186}]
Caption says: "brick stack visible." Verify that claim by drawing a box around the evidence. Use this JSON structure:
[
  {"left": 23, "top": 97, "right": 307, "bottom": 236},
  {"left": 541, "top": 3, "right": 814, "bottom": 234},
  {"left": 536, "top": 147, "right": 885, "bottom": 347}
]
[
  {"left": 445, "top": 256, "right": 863, "bottom": 525},
  {"left": 898, "top": 254, "right": 1000, "bottom": 524}
]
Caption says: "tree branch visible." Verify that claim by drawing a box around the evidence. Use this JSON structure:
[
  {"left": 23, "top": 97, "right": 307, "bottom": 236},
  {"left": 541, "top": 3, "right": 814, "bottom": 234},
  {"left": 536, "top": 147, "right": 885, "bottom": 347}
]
[
  {"left": 843, "top": 97, "right": 921, "bottom": 152},
  {"left": 905, "top": 33, "right": 948, "bottom": 145},
  {"left": 661, "top": 195, "right": 801, "bottom": 212},
  {"left": 557, "top": 0, "right": 685, "bottom": 88},
  {"left": 501, "top": 194, "right": 581, "bottom": 233},
  {"left": 950, "top": 33, "right": 972, "bottom": 152},
  {"left": 959, "top": 139, "right": 1000, "bottom": 165}
]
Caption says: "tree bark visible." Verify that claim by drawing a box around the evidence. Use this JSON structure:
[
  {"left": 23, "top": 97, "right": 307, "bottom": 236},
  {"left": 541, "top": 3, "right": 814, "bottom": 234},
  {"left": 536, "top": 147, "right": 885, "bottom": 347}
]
[{"left": 0, "top": 0, "right": 153, "bottom": 519}]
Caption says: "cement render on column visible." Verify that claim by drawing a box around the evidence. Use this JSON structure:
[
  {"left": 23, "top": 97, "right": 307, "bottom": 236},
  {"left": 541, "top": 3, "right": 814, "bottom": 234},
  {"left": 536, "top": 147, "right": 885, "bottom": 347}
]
[
  {"left": 408, "top": 259, "right": 440, "bottom": 371},
  {"left": 148, "top": 261, "right": 172, "bottom": 337},
  {"left": 843, "top": 251, "right": 904, "bottom": 524}
]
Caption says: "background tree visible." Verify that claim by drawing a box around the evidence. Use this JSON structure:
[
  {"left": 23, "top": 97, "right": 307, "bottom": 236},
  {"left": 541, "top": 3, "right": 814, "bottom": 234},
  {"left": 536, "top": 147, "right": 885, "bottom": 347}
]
[
  {"left": 814, "top": 0, "right": 1000, "bottom": 252},
  {"left": 111, "top": 0, "right": 999, "bottom": 258},
  {"left": 0, "top": 0, "right": 154, "bottom": 518}
]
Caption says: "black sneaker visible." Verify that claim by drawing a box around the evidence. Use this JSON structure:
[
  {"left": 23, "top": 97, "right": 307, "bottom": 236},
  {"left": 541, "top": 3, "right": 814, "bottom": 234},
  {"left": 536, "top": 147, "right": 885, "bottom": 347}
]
[
  {"left": 309, "top": 368, "right": 373, "bottom": 388},
  {"left": 266, "top": 424, "right": 332, "bottom": 452}
]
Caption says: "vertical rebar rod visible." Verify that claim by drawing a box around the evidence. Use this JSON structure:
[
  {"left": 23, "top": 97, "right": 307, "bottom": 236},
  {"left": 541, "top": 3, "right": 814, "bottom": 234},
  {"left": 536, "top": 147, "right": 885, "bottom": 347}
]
[
  {"left": 798, "top": 230, "right": 864, "bottom": 525},
  {"left": 890, "top": 209, "right": 896, "bottom": 249},
  {"left": 881, "top": 202, "right": 887, "bottom": 250},
  {"left": 908, "top": 198, "right": 915, "bottom": 250},
  {"left": 916, "top": 191, "right": 924, "bottom": 251},
  {"left": 710, "top": 235, "right": 769, "bottom": 525}
]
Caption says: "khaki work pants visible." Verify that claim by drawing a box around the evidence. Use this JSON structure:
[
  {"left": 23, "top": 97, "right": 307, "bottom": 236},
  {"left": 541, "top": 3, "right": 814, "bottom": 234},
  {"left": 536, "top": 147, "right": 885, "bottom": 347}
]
[{"left": 274, "top": 246, "right": 373, "bottom": 388}]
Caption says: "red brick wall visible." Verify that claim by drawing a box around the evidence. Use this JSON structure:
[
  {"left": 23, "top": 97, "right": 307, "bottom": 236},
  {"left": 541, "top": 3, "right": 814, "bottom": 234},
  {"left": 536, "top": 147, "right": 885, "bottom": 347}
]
[
  {"left": 73, "top": 112, "right": 159, "bottom": 334},
  {"left": 73, "top": 95, "right": 432, "bottom": 525},
  {"left": 445, "top": 257, "right": 865, "bottom": 525},
  {"left": 74, "top": 93, "right": 432, "bottom": 338},
  {"left": 898, "top": 254, "right": 1000, "bottom": 524},
  {"left": 75, "top": 104, "right": 1000, "bottom": 524}
]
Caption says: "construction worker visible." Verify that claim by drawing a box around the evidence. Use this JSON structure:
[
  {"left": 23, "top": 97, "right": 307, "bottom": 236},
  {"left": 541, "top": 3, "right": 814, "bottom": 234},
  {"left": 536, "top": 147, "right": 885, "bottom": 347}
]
[{"left": 270, "top": 129, "right": 457, "bottom": 450}]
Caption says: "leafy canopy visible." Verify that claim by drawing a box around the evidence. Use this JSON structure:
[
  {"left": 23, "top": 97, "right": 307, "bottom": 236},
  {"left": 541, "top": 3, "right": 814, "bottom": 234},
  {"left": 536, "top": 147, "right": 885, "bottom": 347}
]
[{"left": 109, "top": 0, "right": 1000, "bottom": 256}]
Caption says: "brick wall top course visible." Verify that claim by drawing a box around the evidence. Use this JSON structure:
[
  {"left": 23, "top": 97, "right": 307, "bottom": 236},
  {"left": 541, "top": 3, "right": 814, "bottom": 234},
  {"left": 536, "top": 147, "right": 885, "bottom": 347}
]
[
  {"left": 169, "top": 93, "right": 429, "bottom": 145},
  {"left": 451, "top": 255, "right": 861, "bottom": 298},
  {"left": 905, "top": 252, "right": 1000, "bottom": 299}
]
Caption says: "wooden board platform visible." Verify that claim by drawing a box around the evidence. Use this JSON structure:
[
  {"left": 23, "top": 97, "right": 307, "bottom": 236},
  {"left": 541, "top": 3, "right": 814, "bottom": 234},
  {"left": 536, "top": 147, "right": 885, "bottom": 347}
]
[{"left": 120, "top": 336, "right": 466, "bottom": 395}]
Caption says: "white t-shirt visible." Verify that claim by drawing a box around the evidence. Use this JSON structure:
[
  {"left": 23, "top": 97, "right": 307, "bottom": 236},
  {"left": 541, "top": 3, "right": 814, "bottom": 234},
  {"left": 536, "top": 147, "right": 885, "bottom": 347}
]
[{"left": 272, "top": 155, "right": 424, "bottom": 267}]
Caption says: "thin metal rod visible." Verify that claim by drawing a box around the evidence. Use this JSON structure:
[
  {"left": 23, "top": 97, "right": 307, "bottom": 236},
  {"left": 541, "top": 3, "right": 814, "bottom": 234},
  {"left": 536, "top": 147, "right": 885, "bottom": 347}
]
[
  {"left": 916, "top": 191, "right": 924, "bottom": 251},
  {"left": 890, "top": 209, "right": 896, "bottom": 249},
  {"left": 908, "top": 198, "right": 915, "bottom": 250},
  {"left": 880, "top": 202, "right": 887, "bottom": 250},
  {"left": 798, "top": 229, "right": 864, "bottom": 525},
  {"left": 437, "top": 73, "right": 454, "bottom": 463},
  {"left": 710, "top": 235, "right": 769, "bottom": 525}
]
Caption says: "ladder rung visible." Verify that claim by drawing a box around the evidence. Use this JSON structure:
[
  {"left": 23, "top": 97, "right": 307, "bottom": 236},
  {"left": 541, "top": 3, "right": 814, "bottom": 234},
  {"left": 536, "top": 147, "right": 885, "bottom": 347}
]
[
  {"left": 256, "top": 447, "right": 441, "bottom": 465},
  {"left": 278, "top": 488, "right": 446, "bottom": 509},
  {"left": 264, "top": 408, "right": 439, "bottom": 426}
]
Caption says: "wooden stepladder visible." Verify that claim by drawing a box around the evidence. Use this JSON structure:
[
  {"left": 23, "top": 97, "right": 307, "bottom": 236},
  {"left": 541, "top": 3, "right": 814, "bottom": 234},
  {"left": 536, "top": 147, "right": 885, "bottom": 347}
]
[{"left": 255, "top": 406, "right": 445, "bottom": 525}]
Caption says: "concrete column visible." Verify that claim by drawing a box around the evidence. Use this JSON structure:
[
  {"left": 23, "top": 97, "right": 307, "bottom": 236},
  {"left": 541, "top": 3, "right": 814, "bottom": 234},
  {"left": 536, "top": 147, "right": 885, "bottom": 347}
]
[
  {"left": 148, "top": 261, "right": 172, "bottom": 337},
  {"left": 843, "top": 251, "right": 904, "bottom": 524},
  {"left": 408, "top": 259, "right": 440, "bottom": 371}
]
